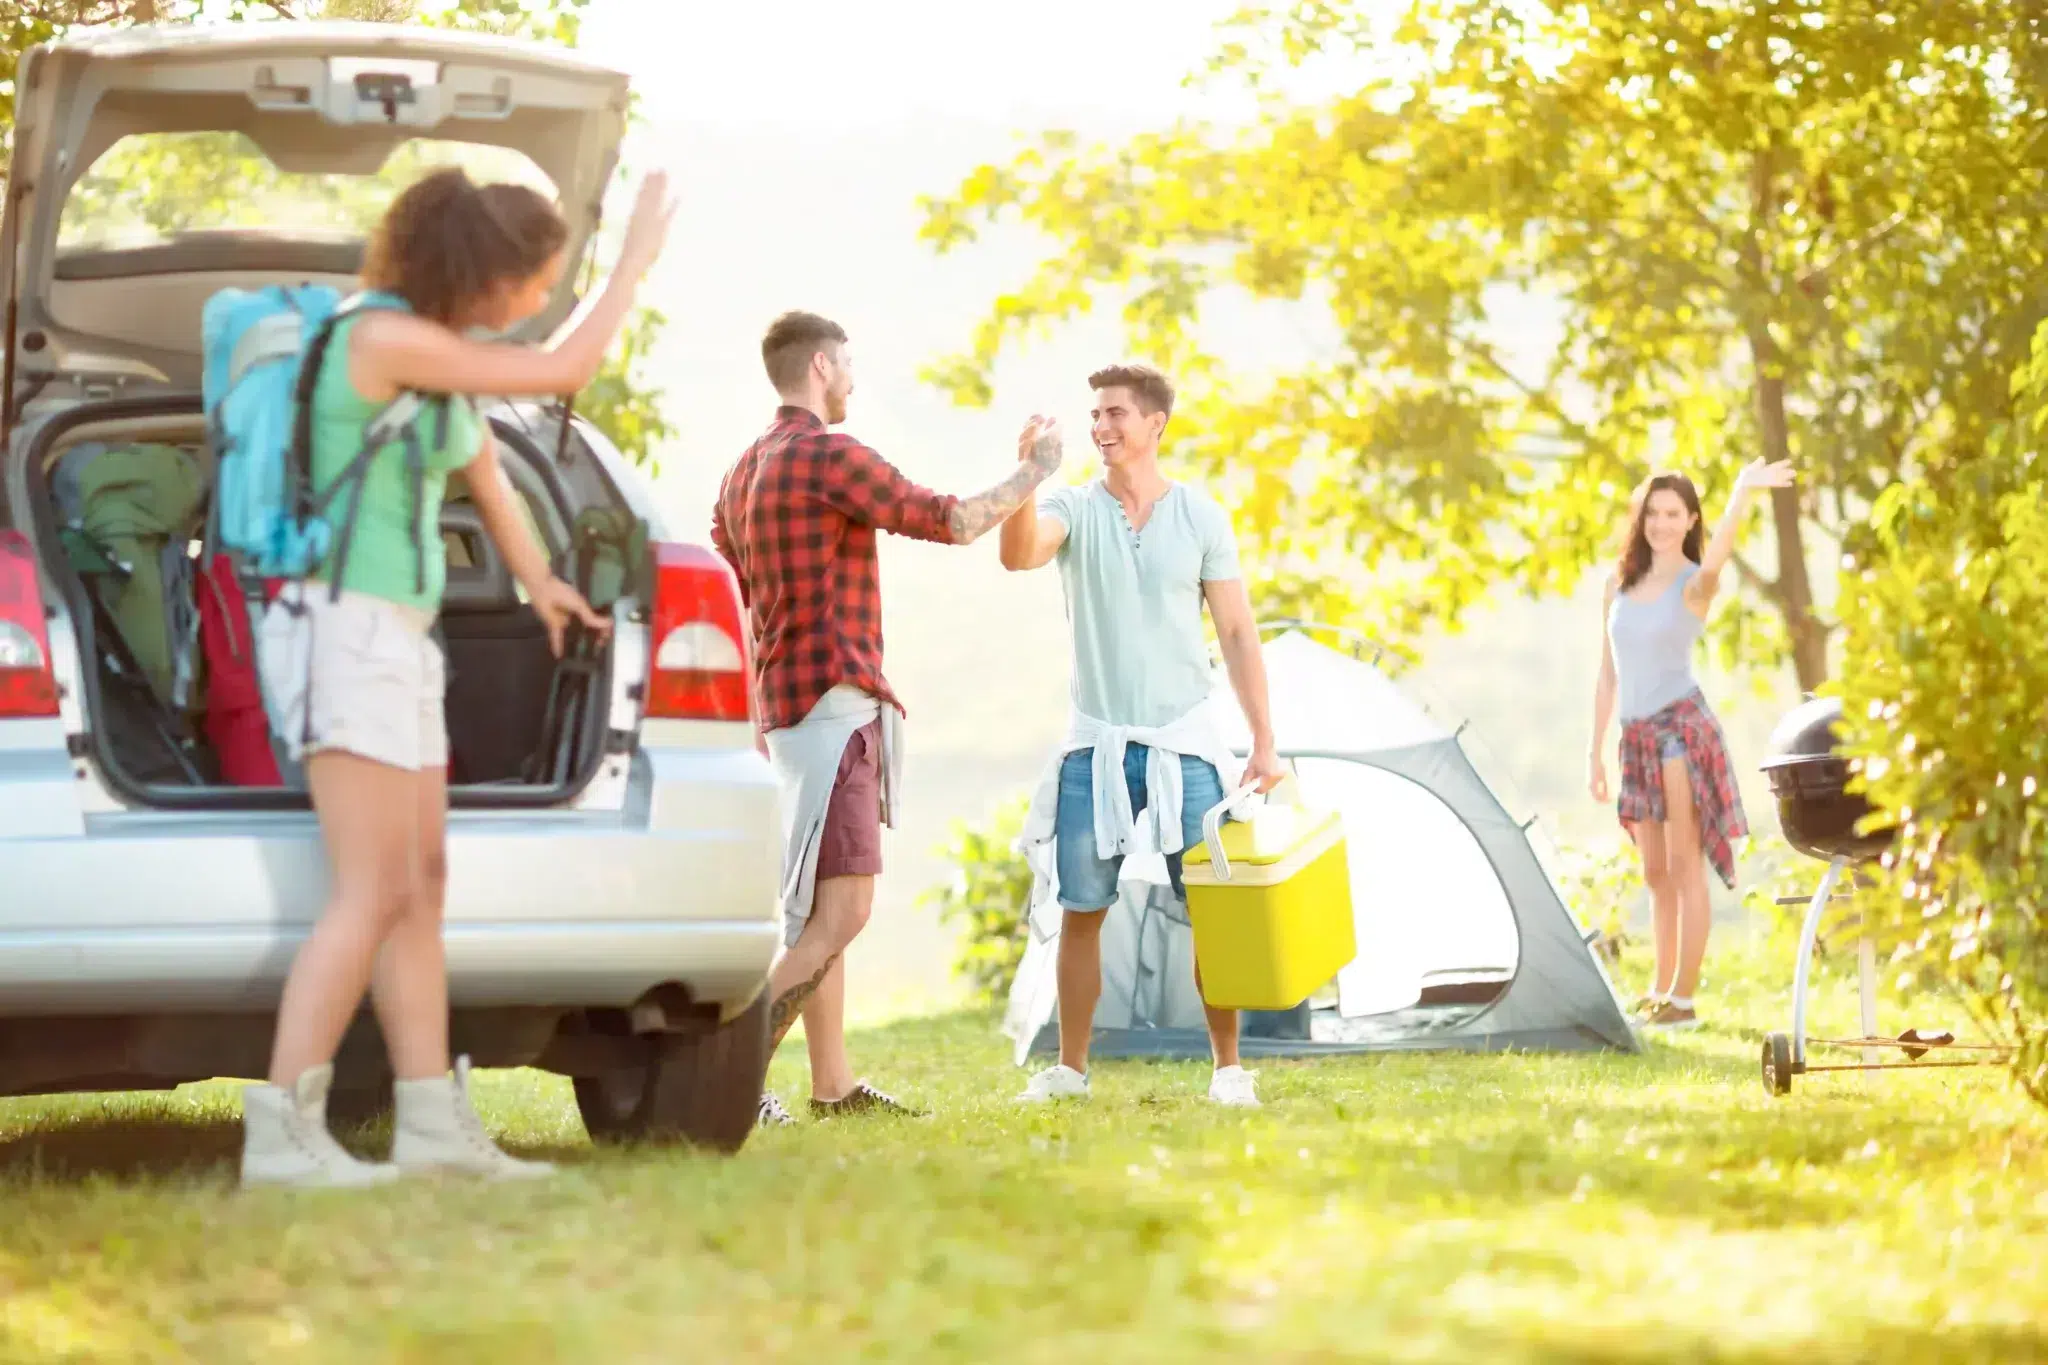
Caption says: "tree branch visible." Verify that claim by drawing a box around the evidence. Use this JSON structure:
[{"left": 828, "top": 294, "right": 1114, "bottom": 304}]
[
  {"left": 1730, "top": 550, "right": 1777, "bottom": 598},
  {"left": 1795, "top": 209, "right": 1910, "bottom": 297}
]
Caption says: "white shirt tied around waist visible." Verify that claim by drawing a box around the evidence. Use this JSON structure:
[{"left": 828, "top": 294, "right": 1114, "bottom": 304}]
[
  {"left": 765, "top": 683, "right": 904, "bottom": 949},
  {"left": 1016, "top": 694, "right": 1242, "bottom": 940}
]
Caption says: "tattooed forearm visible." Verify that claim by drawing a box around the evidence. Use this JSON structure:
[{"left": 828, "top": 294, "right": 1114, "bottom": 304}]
[
  {"left": 948, "top": 425, "right": 1064, "bottom": 544},
  {"left": 767, "top": 955, "right": 839, "bottom": 1049}
]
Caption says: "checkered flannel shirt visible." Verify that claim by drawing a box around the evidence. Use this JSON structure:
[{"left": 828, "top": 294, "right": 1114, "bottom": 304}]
[
  {"left": 711, "top": 406, "right": 960, "bottom": 733},
  {"left": 1617, "top": 690, "right": 1751, "bottom": 890}
]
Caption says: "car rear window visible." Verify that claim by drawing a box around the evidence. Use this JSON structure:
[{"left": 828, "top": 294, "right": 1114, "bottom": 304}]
[{"left": 59, "top": 132, "right": 557, "bottom": 253}]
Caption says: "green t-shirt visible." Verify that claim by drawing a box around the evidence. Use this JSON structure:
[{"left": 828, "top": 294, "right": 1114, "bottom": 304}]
[{"left": 307, "top": 311, "right": 483, "bottom": 613}]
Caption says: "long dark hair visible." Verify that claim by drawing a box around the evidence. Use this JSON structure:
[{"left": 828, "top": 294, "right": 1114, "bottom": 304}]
[
  {"left": 360, "top": 166, "right": 568, "bottom": 326},
  {"left": 1616, "top": 472, "right": 1704, "bottom": 591}
]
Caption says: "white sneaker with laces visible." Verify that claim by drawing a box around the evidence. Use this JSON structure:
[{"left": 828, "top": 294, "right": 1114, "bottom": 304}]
[
  {"left": 392, "top": 1056, "right": 555, "bottom": 1181},
  {"left": 1016, "top": 1063, "right": 1091, "bottom": 1104},
  {"left": 1208, "top": 1065, "right": 1261, "bottom": 1108},
  {"left": 240, "top": 1063, "right": 400, "bottom": 1189}
]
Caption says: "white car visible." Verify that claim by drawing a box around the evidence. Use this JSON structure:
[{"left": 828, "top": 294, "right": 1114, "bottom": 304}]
[{"left": 0, "top": 23, "right": 781, "bottom": 1152}]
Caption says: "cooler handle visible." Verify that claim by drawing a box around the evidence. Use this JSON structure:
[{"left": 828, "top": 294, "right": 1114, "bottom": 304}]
[{"left": 1201, "top": 781, "right": 1267, "bottom": 883}]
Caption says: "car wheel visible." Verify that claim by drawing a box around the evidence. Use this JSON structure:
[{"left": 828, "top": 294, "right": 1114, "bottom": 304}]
[{"left": 573, "top": 989, "right": 770, "bottom": 1153}]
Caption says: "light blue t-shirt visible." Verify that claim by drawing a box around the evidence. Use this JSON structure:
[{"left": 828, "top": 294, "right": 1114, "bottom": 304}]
[{"left": 1041, "top": 480, "right": 1242, "bottom": 729}]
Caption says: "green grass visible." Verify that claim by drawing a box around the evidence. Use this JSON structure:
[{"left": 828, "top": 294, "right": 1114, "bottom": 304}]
[{"left": 2, "top": 932, "right": 2044, "bottom": 1364}]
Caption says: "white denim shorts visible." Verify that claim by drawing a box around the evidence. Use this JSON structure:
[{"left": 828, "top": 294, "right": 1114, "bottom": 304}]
[{"left": 259, "top": 584, "right": 447, "bottom": 772}]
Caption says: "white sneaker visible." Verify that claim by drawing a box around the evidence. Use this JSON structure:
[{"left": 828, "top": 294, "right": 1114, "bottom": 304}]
[
  {"left": 240, "top": 1063, "right": 400, "bottom": 1190},
  {"left": 1208, "top": 1065, "right": 1261, "bottom": 1108},
  {"left": 392, "top": 1056, "right": 555, "bottom": 1181},
  {"left": 1016, "top": 1063, "right": 1091, "bottom": 1104}
]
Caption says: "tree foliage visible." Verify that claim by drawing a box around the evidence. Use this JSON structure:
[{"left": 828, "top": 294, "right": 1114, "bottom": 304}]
[
  {"left": 920, "top": 0, "right": 2048, "bottom": 689},
  {"left": 2, "top": 0, "right": 674, "bottom": 465},
  {"left": 1832, "top": 317, "right": 2048, "bottom": 1111}
]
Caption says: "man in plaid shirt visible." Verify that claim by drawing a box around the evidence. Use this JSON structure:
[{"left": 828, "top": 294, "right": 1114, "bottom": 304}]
[{"left": 713, "top": 310, "right": 1063, "bottom": 1126}]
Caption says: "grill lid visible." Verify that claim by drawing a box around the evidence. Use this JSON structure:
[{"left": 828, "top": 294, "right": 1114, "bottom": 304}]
[{"left": 1759, "top": 693, "right": 1848, "bottom": 771}]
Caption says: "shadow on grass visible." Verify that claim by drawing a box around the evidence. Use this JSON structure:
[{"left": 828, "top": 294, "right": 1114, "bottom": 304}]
[{"left": 0, "top": 1103, "right": 587, "bottom": 1184}]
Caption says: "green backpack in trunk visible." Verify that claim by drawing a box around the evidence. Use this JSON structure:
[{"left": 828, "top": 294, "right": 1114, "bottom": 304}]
[{"left": 54, "top": 441, "right": 208, "bottom": 708}]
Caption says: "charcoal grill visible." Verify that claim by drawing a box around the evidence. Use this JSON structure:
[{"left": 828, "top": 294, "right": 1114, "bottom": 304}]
[{"left": 1755, "top": 695, "right": 2012, "bottom": 1095}]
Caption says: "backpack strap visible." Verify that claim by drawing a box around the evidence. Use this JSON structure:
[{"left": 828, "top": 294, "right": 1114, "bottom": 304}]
[
  {"left": 308, "top": 390, "right": 426, "bottom": 604},
  {"left": 293, "top": 292, "right": 452, "bottom": 603}
]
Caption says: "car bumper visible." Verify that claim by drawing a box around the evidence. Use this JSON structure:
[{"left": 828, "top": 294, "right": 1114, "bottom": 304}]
[{"left": 0, "top": 749, "right": 783, "bottom": 1016}]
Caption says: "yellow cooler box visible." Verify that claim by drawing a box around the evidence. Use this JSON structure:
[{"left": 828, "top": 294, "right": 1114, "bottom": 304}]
[{"left": 1181, "top": 787, "right": 1356, "bottom": 1012}]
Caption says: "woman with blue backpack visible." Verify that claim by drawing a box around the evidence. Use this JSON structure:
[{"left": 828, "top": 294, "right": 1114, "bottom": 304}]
[{"left": 235, "top": 165, "right": 675, "bottom": 1188}]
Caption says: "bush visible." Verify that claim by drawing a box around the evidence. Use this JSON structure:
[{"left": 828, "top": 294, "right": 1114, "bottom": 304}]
[
  {"left": 1549, "top": 836, "right": 1642, "bottom": 967},
  {"left": 920, "top": 792, "right": 1035, "bottom": 1007},
  {"left": 1831, "top": 318, "right": 2048, "bottom": 1109}
]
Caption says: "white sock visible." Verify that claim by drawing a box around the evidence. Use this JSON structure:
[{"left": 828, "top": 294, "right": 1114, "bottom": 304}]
[{"left": 1668, "top": 995, "right": 1694, "bottom": 1010}]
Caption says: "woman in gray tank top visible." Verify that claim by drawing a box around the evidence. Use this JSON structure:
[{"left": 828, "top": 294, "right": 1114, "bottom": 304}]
[{"left": 1588, "top": 459, "right": 1795, "bottom": 1032}]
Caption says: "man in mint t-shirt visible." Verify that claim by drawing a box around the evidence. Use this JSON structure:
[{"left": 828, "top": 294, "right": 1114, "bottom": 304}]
[{"left": 999, "top": 362, "right": 1284, "bottom": 1108}]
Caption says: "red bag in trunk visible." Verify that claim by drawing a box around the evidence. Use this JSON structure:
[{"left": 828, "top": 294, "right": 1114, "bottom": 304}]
[{"left": 195, "top": 552, "right": 282, "bottom": 787}]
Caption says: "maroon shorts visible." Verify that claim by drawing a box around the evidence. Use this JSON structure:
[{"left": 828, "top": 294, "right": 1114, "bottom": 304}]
[{"left": 816, "top": 719, "right": 883, "bottom": 880}]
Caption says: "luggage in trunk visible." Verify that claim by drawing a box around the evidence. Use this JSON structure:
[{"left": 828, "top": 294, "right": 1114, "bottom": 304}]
[{"left": 30, "top": 410, "right": 617, "bottom": 807}]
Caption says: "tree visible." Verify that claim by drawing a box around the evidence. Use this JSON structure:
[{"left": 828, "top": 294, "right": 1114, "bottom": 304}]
[
  {"left": 1, "top": 0, "right": 675, "bottom": 464},
  {"left": 919, "top": 0, "right": 2048, "bottom": 689},
  {"left": 1832, "top": 316, "right": 2048, "bottom": 1111}
]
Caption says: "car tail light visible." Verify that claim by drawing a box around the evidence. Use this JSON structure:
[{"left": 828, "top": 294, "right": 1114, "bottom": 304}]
[
  {"left": 0, "top": 530, "right": 59, "bottom": 720},
  {"left": 646, "top": 541, "right": 752, "bottom": 723}
]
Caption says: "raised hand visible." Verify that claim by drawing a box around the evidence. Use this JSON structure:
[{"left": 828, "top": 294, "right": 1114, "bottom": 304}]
[
  {"left": 1018, "top": 415, "right": 1063, "bottom": 476},
  {"left": 1736, "top": 457, "right": 1796, "bottom": 492},
  {"left": 949, "top": 412, "right": 1068, "bottom": 544},
  {"left": 615, "top": 169, "right": 677, "bottom": 283}
]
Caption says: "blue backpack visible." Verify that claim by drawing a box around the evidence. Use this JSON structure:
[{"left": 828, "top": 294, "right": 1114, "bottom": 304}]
[{"left": 200, "top": 285, "right": 451, "bottom": 602}]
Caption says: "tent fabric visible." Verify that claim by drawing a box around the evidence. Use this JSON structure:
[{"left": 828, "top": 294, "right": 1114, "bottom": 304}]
[{"left": 1002, "top": 629, "right": 1640, "bottom": 1064}]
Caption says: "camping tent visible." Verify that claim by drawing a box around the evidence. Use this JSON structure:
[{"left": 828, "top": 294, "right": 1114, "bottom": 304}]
[{"left": 1002, "top": 627, "right": 1640, "bottom": 1063}]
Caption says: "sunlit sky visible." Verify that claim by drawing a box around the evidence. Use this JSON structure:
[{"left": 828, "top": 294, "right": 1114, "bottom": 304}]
[{"left": 577, "top": 0, "right": 1260, "bottom": 132}]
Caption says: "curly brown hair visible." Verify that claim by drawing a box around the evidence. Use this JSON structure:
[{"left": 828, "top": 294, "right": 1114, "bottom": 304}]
[{"left": 360, "top": 166, "right": 568, "bottom": 326}]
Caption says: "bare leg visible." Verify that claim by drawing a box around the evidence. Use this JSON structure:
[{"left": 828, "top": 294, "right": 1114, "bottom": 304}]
[
  {"left": 1196, "top": 959, "right": 1241, "bottom": 1069},
  {"left": 1661, "top": 757, "right": 1714, "bottom": 1000},
  {"left": 1630, "top": 819, "right": 1676, "bottom": 997},
  {"left": 1056, "top": 908, "right": 1107, "bottom": 1073},
  {"left": 368, "top": 764, "right": 450, "bottom": 1082},
  {"left": 767, "top": 874, "right": 874, "bottom": 1050},
  {"left": 803, "top": 957, "right": 854, "bottom": 1102},
  {"left": 267, "top": 753, "right": 416, "bottom": 1086}
]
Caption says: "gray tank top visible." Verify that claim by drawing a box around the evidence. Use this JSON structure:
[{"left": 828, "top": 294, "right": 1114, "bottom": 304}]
[{"left": 1607, "top": 563, "right": 1703, "bottom": 721}]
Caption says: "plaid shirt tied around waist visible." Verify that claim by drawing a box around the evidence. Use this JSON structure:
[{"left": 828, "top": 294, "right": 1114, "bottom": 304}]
[
  {"left": 711, "top": 406, "right": 959, "bottom": 733},
  {"left": 1617, "top": 689, "right": 1750, "bottom": 890}
]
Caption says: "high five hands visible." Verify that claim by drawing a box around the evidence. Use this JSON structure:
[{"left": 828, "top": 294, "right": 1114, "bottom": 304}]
[{"left": 1017, "top": 415, "right": 1064, "bottom": 477}]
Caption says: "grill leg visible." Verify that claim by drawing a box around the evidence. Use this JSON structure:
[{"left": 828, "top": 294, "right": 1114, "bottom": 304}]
[
  {"left": 1859, "top": 934, "right": 1880, "bottom": 1069},
  {"left": 1791, "top": 855, "right": 1847, "bottom": 1068}
]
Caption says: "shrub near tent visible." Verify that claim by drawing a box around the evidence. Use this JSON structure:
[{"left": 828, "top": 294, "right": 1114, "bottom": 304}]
[{"left": 1832, "top": 320, "right": 2048, "bottom": 1112}]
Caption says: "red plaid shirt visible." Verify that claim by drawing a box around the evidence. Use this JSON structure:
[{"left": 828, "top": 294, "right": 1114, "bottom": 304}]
[
  {"left": 711, "top": 407, "right": 959, "bottom": 732},
  {"left": 1617, "top": 690, "right": 1750, "bottom": 890}
]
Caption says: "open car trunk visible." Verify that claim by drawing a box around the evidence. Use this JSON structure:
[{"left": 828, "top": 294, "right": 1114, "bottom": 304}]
[
  {"left": 3, "top": 24, "right": 628, "bottom": 396},
  {"left": 0, "top": 23, "right": 645, "bottom": 811},
  {"left": 23, "top": 395, "right": 631, "bottom": 810}
]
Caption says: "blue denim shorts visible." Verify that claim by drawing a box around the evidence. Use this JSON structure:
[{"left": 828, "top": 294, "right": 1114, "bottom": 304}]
[
  {"left": 1054, "top": 745, "right": 1227, "bottom": 911},
  {"left": 1659, "top": 733, "right": 1687, "bottom": 764}
]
